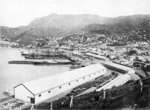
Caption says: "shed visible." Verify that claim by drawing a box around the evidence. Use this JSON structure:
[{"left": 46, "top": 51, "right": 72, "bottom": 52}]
[{"left": 14, "top": 63, "right": 106, "bottom": 104}]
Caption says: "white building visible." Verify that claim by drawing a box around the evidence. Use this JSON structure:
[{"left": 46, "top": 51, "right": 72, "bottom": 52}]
[
  {"left": 103, "top": 62, "right": 140, "bottom": 80},
  {"left": 14, "top": 63, "right": 106, "bottom": 104},
  {"left": 85, "top": 52, "right": 107, "bottom": 61}
]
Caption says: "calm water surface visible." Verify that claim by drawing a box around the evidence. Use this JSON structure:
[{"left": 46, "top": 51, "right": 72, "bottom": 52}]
[{"left": 0, "top": 48, "right": 70, "bottom": 98}]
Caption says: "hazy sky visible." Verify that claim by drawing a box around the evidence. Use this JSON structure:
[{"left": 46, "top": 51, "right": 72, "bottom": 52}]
[{"left": 0, "top": 0, "right": 150, "bottom": 27}]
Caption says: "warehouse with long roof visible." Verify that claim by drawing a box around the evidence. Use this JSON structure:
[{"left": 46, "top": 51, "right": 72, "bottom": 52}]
[
  {"left": 103, "top": 62, "right": 141, "bottom": 80},
  {"left": 14, "top": 63, "right": 107, "bottom": 104}
]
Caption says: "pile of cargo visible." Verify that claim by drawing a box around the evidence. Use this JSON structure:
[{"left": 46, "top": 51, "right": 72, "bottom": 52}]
[{"left": 67, "top": 73, "right": 118, "bottom": 96}]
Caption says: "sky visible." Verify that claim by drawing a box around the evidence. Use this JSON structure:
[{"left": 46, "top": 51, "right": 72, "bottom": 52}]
[{"left": 0, "top": 0, "right": 150, "bottom": 27}]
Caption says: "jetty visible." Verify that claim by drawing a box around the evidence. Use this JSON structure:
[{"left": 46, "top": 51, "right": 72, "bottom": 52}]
[{"left": 8, "top": 60, "right": 74, "bottom": 65}]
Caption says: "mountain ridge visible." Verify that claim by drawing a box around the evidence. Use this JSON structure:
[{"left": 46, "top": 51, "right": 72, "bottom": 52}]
[{"left": 0, "top": 14, "right": 150, "bottom": 44}]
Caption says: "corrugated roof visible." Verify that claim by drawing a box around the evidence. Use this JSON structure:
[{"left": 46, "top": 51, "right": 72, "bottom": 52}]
[
  {"left": 86, "top": 53, "right": 106, "bottom": 60},
  {"left": 104, "top": 62, "right": 129, "bottom": 71},
  {"left": 22, "top": 63, "right": 105, "bottom": 95},
  {"left": 103, "top": 62, "right": 140, "bottom": 80}
]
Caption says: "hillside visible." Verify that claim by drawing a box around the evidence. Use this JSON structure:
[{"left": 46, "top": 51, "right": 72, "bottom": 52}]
[
  {"left": 0, "top": 14, "right": 150, "bottom": 44},
  {"left": 0, "top": 14, "right": 108, "bottom": 44},
  {"left": 84, "top": 14, "right": 150, "bottom": 34}
]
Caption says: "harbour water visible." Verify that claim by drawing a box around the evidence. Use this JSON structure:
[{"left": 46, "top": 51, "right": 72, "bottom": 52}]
[{"left": 0, "top": 48, "right": 70, "bottom": 99}]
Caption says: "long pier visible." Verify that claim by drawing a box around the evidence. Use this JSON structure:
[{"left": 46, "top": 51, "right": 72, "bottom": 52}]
[
  {"left": 8, "top": 60, "right": 74, "bottom": 65},
  {"left": 21, "top": 49, "right": 95, "bottom": 66}
]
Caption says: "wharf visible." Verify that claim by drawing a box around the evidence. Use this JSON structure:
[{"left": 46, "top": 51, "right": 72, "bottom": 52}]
[
  {"left": 61, "top": 53, "right": 94, "bottom": 66},
  {"left": 21, "top": 49, "right": 95, "bottom": 66},
  {"left": 4, "top": 50, "right": 148, "bottom": 109},
  {"left": 8, "top": 60, "right": 74, "bottom": 65},
  {"left": 23, "top": 54, "right": 66, "bottom": 59}
]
